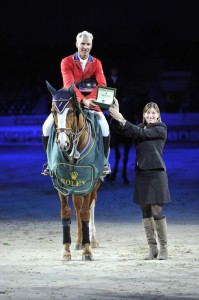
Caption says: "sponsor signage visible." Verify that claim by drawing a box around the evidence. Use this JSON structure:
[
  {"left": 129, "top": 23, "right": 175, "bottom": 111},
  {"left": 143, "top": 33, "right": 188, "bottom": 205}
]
[{"left": 0, "top": 114, "right": 199, "bottom": 145}]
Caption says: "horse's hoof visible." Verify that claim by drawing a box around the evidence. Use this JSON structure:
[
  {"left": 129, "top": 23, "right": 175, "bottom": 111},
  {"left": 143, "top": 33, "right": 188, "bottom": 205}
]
[
  {"left": 74, "top": 243, "right": 82, "bottom": 250},
  {"left": 82, "top": 254, "right": 94, "bottom": 261},
  {"left": 62, "top": 255, "right": 71, "bottom": 261},
  {"left": 91, "top": 241, "right": 99, "bottom": 248},
  {"left": 61, "top": 249, "right": 71, "bottom": 261}
]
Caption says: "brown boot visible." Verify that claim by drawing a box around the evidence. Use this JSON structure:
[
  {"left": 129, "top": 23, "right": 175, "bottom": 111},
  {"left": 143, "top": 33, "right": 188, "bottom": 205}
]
[
  {"left": 154, "top": 217, "right": 168, "bottom": 260},
  {"left": 142, "top": 217, "right": 158, "bottom": 260}
]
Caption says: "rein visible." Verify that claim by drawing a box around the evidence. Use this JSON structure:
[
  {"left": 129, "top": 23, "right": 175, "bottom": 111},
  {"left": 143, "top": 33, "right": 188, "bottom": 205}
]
[
  {"left": 53, "top": 99, "right": 89, "bottom": 163},
  {"left": 63, "top": 115, "right": 88, "bottom": 161}
]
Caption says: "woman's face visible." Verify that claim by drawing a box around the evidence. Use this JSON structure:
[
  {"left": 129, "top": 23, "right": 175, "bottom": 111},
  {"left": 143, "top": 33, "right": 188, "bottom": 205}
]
[{"left": 143, "top": 107, "right": 159, "bottom": 124}]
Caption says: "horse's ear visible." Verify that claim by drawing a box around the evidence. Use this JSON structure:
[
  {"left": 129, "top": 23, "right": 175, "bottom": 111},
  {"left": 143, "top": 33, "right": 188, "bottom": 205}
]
[
  {"left": 68, "top": 82, "right": 75, "bottom": 93},
  {"left": 45, "top": 80, "right": 57, "bottom": 97}
]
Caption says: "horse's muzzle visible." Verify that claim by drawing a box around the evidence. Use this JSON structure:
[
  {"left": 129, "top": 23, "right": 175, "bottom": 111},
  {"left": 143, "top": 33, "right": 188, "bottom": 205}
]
[{"left": 57, "top": 131, "right": 70, "bottom": 151}]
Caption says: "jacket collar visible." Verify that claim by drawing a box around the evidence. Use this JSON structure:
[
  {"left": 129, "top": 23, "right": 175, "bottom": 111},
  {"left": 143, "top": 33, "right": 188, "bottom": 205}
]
[{"left": 74, "top": 52, "right": 94, "bottom": 62}]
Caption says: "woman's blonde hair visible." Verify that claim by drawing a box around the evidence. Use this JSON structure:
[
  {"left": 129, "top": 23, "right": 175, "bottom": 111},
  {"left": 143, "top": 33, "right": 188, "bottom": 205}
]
[{"left": 142, "top": 102, "right": 161, "bottom": 124}]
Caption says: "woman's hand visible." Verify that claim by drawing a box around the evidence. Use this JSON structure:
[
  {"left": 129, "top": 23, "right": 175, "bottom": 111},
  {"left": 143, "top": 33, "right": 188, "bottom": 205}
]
[
  {"left": 109, "top": 99, "right": 124, "bottom": 121},
  {"left": 112, "top": 97, "right": 119, "bottom": 111}
]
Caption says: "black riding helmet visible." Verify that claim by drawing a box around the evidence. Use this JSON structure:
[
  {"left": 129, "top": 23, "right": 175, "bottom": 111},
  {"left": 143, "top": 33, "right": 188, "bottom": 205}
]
[{"left": 76, "top": 77, "right": 97, "bottom": 92}]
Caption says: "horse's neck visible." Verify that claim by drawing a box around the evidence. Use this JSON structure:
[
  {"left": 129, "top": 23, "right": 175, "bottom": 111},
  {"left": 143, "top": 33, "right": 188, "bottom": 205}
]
[{"left": 77, "top": 117, "right": 90, "bottom": 152}]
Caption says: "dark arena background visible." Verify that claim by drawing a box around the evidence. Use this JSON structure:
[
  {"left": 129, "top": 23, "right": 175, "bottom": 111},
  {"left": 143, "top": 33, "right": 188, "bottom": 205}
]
[{"left": 0, "top": 1, "right": 199, "bottom": 299}]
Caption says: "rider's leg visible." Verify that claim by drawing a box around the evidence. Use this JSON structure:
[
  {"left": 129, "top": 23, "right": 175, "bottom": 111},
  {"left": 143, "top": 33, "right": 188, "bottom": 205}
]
[
  {"left": 93, "top": 111, "right": 111, "bottom": 175},
  {"left": 41, "top": 113, "right": 54, "bottom": 175}
]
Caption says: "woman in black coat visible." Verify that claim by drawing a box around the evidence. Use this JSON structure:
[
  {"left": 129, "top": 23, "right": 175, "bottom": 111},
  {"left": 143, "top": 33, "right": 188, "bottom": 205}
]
[{"left": 109, "top": 99, "right": 171, "bottom": 260}]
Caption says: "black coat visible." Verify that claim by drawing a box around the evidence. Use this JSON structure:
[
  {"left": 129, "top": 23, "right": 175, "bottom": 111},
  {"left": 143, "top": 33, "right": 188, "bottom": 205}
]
[{"left": 111, "top": 120, "right": 167, "bottom": 171}]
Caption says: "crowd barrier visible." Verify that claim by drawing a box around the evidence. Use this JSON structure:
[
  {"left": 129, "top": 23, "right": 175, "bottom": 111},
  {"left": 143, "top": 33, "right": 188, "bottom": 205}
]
[{"left": 0, "top": 114, "right": 199, "bottom": 146}]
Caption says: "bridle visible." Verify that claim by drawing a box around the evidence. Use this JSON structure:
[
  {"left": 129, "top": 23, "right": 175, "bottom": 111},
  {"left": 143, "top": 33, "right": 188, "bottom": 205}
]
[{"left": 52, "top": 98, "right": 88, "bottom": 162}]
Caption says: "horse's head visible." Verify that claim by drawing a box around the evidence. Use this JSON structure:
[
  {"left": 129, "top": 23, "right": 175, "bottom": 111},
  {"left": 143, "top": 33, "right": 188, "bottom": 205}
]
[{"left": 46, "top": 81, "right": 83, "bottom": 152}]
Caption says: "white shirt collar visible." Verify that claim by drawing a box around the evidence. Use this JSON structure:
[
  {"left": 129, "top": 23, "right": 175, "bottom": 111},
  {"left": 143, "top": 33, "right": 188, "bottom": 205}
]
[{"left": 79, "top": 56, "right": 88, "bottom": 71}]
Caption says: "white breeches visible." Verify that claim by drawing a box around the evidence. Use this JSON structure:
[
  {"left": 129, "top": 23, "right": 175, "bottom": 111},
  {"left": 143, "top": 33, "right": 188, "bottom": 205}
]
[
  {"left": 88, "top": 111, "right": 110, "bottom": 137},
  {"left": 42, "top": 113, "right": 54, "bottom": 136},
  {"left": 42, "top": 111, "right": 110, "bottom": 137}
]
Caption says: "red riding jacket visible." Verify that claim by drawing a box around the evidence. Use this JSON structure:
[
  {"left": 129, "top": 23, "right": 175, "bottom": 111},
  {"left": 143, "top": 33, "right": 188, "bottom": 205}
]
[{"left": 61, "top": 52, "right": 107, "bottom": 112}]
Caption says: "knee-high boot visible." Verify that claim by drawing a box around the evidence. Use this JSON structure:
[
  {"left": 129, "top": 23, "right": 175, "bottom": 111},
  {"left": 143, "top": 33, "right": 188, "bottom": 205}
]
[
  {"left": 41, "top": 135, "right": 50, "bottom": 175},
  {"left": 102, "top": 135, "right": 111, "bottom": 175},
  {"left": 154, "top": 216, "right": 168, "bottom": 260},
  {"left": 142, "top": 217, "right": 158, "bottom": 260}
]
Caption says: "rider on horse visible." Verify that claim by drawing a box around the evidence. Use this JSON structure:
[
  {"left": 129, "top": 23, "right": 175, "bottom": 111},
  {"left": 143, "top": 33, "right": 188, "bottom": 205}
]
[{"left": 41, "top": 30, "right": 111, "bottom": 176}]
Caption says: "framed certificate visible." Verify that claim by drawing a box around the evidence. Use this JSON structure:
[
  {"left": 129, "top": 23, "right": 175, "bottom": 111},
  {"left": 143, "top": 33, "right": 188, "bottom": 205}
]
[{"left": 94, "top": 86, "right": 116, "bottom": 109}]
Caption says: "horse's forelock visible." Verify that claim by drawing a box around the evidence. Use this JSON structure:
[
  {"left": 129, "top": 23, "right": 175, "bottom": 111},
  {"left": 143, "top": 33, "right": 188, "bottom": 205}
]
[{"left": 73, "top": 94, "right": 82, "bottom": 116}]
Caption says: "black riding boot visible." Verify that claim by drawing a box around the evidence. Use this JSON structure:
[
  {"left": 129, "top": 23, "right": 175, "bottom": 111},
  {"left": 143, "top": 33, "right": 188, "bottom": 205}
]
[
  {"left": 41, "top": 135, "right": 50, "bottom": 176},
  {"left": 102, "top": 135, "right": 111, "bottom": 175}
]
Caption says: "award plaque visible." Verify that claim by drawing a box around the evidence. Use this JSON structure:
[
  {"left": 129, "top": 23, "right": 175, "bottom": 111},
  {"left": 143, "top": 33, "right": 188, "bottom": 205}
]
[{"left": 94, "top": 86, "right": 116, "bottom": 109}]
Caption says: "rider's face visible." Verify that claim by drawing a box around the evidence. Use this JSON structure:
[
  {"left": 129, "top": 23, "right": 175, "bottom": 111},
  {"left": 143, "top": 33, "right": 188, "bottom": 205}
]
[{"left": 76, "top": 37, "right": 92, "bottom": 60}]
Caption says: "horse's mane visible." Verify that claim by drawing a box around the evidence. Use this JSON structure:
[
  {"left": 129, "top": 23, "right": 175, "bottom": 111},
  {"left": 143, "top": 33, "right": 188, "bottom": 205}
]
[{"left": 70, "top": 89, "right": 82, "bottom": 117}]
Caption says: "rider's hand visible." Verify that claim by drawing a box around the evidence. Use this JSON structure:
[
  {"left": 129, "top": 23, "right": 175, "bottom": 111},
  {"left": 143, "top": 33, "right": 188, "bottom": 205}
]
[{"left": 82, "top": 98, "right": 98, "bottom": 109}]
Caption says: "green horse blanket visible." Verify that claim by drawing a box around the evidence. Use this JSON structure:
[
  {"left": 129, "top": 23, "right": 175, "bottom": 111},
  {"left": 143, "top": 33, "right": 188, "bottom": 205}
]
[{"left": 47, "top": 110, "right": 104, "bottom": 196}]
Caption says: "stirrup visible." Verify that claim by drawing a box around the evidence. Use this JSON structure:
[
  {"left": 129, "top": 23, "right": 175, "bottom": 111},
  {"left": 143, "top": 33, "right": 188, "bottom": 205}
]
[
  {"left": 102, "top": 163, "right": 111, "bottom": 175},
  {"left": 41, "top": 162, "right": 50, "bottom": 176}
]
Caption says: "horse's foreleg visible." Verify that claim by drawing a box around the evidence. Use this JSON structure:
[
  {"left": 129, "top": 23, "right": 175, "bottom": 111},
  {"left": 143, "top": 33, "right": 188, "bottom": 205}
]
[
  {"left": 82, "top": 220, "right": 90, "bottom": 246},
  {"left": 81, "top": 196, "right": 93, "bottom": 261},
  {"left": 82, "top": 242, "right": 93, "bottom": 261},
  {"left": 58, "top": 192, "right": 71, "bottom": 260},
  {"left": 62, "top": 218, "right": 71, "bottom": 260},
  {"left": 82, "top": 221, "right": 93, "bottom": 261},
  {"left": 81, "top": 199, "right": 90, "bottom": 245},
  {"left": 72, "top": 196, "right": 83, "bottom": 250}
]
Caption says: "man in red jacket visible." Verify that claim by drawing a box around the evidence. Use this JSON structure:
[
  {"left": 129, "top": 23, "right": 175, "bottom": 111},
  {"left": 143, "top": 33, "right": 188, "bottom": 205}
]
[{"left": 42, "top": 30, "right": 111, "bottom": 176}]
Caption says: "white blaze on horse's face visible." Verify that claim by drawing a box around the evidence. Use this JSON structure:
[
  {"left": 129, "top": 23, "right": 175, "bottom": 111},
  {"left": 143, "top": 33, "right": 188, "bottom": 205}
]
[{"left": 57, "top": 108, "right": 70, "bottom": 150}]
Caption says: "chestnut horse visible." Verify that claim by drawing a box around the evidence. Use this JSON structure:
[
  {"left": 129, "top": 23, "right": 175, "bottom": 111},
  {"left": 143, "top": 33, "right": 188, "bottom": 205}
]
[{"left": 45, "top": 81, "right": 104, "bottom": 261}]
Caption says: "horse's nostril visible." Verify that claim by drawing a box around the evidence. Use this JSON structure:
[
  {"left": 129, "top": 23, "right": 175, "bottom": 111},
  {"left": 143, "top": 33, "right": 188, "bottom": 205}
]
[{"left": 59, "top": 143, "right": 69, "bottom": 151}]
